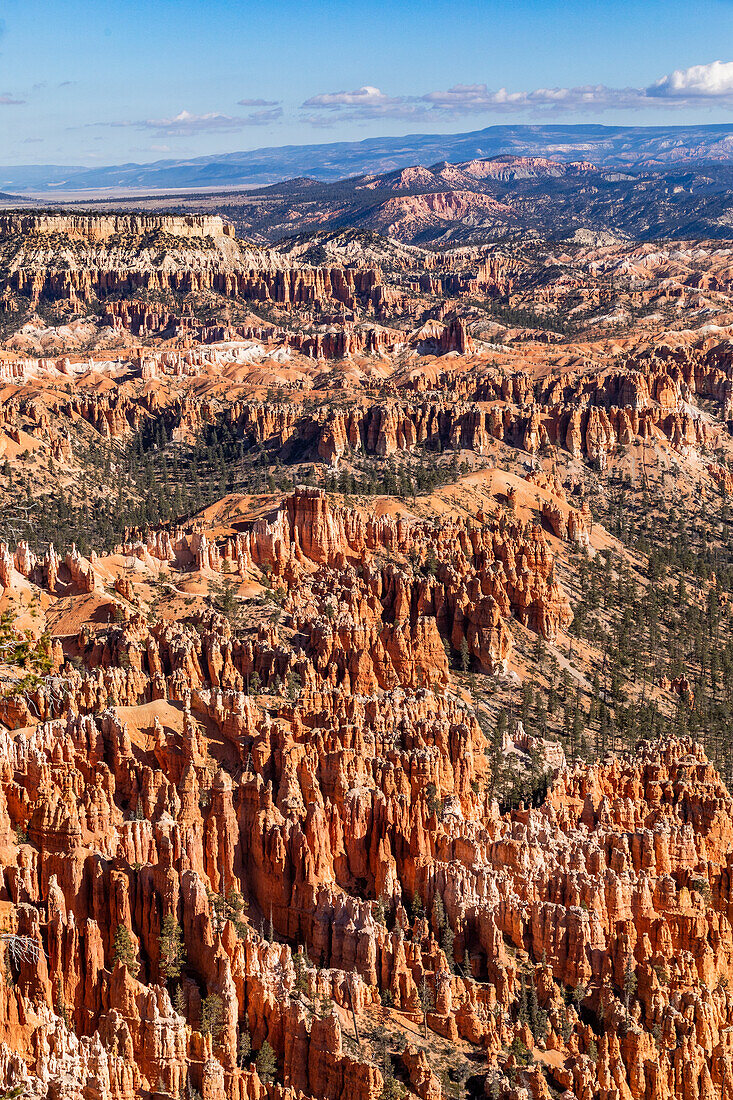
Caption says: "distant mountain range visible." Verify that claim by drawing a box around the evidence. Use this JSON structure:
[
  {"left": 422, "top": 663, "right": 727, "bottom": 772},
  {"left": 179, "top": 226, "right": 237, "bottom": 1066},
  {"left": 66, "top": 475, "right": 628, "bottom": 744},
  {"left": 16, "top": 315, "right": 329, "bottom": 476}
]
[
  {"left": 57, "top": 152, "right": 733, "bottom": 247},
  {"left": 4, "top": 124, "right": 733, "bottom": 194}
]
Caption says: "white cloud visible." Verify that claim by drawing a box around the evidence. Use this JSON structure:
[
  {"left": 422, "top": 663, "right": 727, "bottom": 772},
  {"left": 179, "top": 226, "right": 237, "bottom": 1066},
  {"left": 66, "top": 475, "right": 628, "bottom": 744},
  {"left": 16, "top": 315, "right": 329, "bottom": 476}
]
[
  {"left": 113, "top": 107, "right": 283, "bottom": 135},
  {"left": 301, "top": 86, "right": 437, "bottom": 123},
  {"left": 94, "top": 61, "right": 733, "bottom": 142},
  {"left": 648, "top": 60, "right": 733, "bottom": 98},
  {"left": 419, "top": 83, "right": 493, "bottom": 111},
  {"left": 301, "top": 82, "right": 649, "bottom": 122},
  {"left": 0, "top": 93, "right": 24, "bottom": 106},
  {"left": 303, "top": 85, "right": 402, "bottom": 109},
  {"left": 302, "top": 62, "right": 733, "bottom": 126},
  {"left": 421, "top": 83, "right": 646, "bottom": 113},
  {"left": 241, "top": 107, "right": 283, "bottom": 125}
]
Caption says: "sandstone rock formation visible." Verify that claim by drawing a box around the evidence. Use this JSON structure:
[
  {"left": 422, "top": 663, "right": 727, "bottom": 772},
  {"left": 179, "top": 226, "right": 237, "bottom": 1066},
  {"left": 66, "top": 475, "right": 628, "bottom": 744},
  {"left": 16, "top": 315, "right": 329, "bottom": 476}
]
[{"left": 2, "top": 213, "right": 733, "bottom": 1100}]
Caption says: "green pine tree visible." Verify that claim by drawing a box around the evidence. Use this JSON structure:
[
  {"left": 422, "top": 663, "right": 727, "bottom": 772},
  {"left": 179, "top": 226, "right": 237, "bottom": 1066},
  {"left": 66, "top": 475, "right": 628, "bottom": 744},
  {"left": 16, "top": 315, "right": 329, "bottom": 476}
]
[
  {"left": 237, "top": 1028, "right": 252, "bottom": 1067},
  {"left": 255, "top": 1040, "right": 277, "bottom": 1083},
  {"left": 200, "top": 993, "right": 223, "bottom": 1038},
  {"left": 159, "top": 914, "right": 186, "bottom": 982},
  {"left": 112, "top": 923, "right": 139, "bottom": 977}
]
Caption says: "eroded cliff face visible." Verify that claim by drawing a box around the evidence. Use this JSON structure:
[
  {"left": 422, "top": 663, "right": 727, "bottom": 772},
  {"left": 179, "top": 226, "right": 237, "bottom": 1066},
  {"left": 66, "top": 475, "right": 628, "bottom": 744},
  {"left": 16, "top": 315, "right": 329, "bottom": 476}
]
[
  {"left": 0, "top": 213, "right": 237, "bottom": 242},
  {"left": 5, "top": 217, "right": 733, "bottom": 368},
  {"left": 0, "top": 473, "right": 731, "bottom": 1100},
  {"left": 0, "top": 335, "right": 727, "bottom": 473},
  {"left": 0, "top": 640, "right": 731, "bottom": 1100},
  {"left": 0, "top": 486, "right": 574, "bottom": 723},
  {"left": 3, "top": 215, "right": 733, "bottom": 1100},
  {"left": 0, "top": 213, "right": 390, "bottom": 326}
]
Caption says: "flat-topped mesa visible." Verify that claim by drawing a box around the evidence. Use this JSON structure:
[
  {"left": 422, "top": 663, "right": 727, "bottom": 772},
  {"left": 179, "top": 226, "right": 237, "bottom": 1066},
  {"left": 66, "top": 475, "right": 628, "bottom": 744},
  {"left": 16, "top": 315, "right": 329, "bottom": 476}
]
[
  {"left": 2, "top": 219, "right": 388, "bottom": 315},
  {"left": 0, "top": 212, "right": 236, "bottom": 242}
]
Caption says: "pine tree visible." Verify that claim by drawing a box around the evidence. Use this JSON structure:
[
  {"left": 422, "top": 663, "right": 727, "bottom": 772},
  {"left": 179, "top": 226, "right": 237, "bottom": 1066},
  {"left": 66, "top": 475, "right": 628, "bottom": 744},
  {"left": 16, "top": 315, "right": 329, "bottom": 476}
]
[
  {"left": 441, "top": 922, "right": 455, "bottom": 973},
  {"left": 528, "top": 976, "right": 548, "bottom": 1042},
  {"left": 419, "top": 974, "right": 434, "bottom": 1038},
  {"left": 112, "top": 923, "right": 139, "bottom": 976},
  {"left": 432, "top": 894, "right": 446, "bottom": 934},
  {"left": 159, "top": 914, "right": 186, "bottom": 982},
  {"left": 518, "top": 975, "right": 529, "bottom": 1025},
  {"left": 209, "top": 574, "right": 242, "bottom": 627},
  {"left": 533, "top": 633, "right": 546, "bottom": 672},
  {"left": 379, "top": 1039, "right": 405, "bottom": 1100},
  {"left": 623, "top": 954, "right": 637, "bottom": 1012},
  {"left": 200, "top": 993, "right": 223, "bottom": 1038},
  {"left": 293, "top": 947, "right": 308, "bottom": 995},
  {"left": 255, "top": 1040, "right": 277, "bottom": 1083},
  {"left": 237, "top": 1028, "right": 252, "bottom": 1067}
]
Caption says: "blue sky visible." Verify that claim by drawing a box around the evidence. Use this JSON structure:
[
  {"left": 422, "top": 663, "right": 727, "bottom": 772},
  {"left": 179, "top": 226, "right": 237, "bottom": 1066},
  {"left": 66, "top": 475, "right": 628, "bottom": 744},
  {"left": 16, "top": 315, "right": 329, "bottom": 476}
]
[{"left": 2, "top": 0, "right": 733, "bottom": 165}]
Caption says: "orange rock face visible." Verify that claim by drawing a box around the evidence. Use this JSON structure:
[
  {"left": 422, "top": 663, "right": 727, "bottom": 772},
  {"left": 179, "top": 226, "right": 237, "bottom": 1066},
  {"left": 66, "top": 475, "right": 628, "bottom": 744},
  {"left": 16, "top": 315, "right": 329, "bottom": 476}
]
[
  {"left": 4, "top": 214, "right": 733, "bottom": 1100},
  {"left": 1, "top": 459, "right": 732, "bottom": 1100},
  {"left": 1, "top": 602, "right": 733, "bottom": 1100}
]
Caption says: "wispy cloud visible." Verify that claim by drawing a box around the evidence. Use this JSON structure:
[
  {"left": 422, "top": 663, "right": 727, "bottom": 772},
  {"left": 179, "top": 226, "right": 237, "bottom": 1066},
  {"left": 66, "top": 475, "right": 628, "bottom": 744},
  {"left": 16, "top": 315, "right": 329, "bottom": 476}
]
[
  {"left": 0, "top": 93, "right": 25, "bottom": 106},
  {"left": 112, "top": 107, "right": 283, "bottom": 135},
  {"left": 300, "top": 83, "right": 646, "bottom": 124},
  {"left": 421, "top": 83, "right": 647, "bottom": 114},
  {"left": 301, "top": 85, "right": 422, "bottom": 121},
  {"left": 302, "top": 62, "right": 733, "bottom": 125},
  {"left": 88, "top": 62, "right": 733, "bottom": 143},
  {"left": 304, "top": 86, "right": 403, "bottom": 110}
]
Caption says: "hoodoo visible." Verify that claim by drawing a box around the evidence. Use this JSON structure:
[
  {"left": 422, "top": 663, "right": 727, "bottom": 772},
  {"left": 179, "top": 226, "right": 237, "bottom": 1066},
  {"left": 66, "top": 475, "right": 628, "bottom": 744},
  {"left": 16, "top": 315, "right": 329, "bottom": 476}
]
[{"left": 2, "top": 26, "right": 733, "bottom": 1099}]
